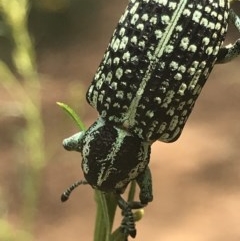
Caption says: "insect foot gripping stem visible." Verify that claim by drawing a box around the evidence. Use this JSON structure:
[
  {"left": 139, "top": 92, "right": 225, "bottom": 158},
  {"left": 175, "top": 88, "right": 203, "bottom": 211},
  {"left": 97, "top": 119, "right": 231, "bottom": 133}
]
[{"left": 117, "top": 194, "right": 146, "bottom": 239}]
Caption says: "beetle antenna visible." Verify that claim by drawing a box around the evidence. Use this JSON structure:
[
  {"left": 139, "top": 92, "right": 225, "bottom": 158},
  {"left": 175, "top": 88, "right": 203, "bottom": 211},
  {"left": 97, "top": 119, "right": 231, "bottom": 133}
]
[{"left": 61, "top": 180, "right": 88, "bottom": 202}]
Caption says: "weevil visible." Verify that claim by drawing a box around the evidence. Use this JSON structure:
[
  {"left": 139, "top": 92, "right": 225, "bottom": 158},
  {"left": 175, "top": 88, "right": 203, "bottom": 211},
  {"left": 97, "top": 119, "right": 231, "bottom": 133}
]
[{"left": 61, "top": 0, "right": 240, "bottom": 239}]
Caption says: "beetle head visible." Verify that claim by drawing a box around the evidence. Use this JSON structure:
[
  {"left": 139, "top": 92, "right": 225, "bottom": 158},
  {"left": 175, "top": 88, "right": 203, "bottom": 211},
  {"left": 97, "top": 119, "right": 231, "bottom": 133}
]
[{"left": 63, "top": 118, "right": 151, "bottom": 193}]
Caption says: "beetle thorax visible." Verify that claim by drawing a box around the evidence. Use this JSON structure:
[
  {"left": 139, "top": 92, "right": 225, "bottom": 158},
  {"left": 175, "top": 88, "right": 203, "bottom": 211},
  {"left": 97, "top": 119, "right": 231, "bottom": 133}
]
[{"left": 80, "top": 118, "right": 151, "bottom": 192}]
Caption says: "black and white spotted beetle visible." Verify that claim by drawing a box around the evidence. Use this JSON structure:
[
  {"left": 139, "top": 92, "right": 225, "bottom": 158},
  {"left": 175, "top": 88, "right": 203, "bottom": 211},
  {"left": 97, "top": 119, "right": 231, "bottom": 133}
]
[{"left": 61, "top": 0, "right": 240, "bottom": 239}]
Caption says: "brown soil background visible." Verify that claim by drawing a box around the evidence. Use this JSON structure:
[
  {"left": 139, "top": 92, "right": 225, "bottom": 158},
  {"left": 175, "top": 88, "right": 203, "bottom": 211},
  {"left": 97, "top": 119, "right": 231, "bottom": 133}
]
[{"left": 1, "top": 1, "right": 240, "bottom": 241}]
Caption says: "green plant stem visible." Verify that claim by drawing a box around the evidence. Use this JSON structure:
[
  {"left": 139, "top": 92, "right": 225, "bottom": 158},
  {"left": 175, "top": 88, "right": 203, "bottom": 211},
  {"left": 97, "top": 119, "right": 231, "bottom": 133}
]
[
  {"left": 128, "top": 181, "right": 137, "bottom": 202},
  {"left": 94, "top": 192, "right": 117, "bottom": 241},
  {"left": 57, "top": 102, "right": 86, "bottom": 131}
]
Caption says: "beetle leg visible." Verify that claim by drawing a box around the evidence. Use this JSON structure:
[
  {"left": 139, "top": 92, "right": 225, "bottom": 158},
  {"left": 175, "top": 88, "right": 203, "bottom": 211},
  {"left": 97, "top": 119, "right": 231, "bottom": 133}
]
[
  {"left": 136, "top": 167, "right": 153, "bottom": 204},
  {"left": 230, "top": 9, "right": 240, "bottom": 32},
  {"left": 216, "top": 39, "right": 240, "bottom": 63},
  {"left": 117, "top": 194, "right": 137, "bottom": 238},
  {"left": 216, "top": 10, "right": 240, "bottom": 64}
]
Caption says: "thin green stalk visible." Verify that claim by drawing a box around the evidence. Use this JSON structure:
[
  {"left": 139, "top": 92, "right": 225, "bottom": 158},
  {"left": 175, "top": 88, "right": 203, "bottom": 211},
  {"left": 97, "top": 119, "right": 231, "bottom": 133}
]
[
  {"left": 128, "top": 180, "right": 137, "bottom": 203},
  {"left": 94, "top": 192, "right": 117, "bottom": 241},
  {"left": 57, "top": 102, "right": 86, "bottom": 131}
]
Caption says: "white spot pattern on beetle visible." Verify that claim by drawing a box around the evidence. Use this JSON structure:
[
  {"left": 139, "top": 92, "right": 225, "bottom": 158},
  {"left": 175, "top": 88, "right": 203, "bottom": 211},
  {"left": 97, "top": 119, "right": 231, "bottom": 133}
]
[{"left": 63, "top": 1, "right": 240, "bottom": 238}]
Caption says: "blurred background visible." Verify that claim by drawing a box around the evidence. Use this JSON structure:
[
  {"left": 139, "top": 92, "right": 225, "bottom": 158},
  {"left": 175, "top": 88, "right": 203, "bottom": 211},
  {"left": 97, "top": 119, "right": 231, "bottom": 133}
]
[{"left": 0, "top": 0, "right": 240, "bottom": 240}]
